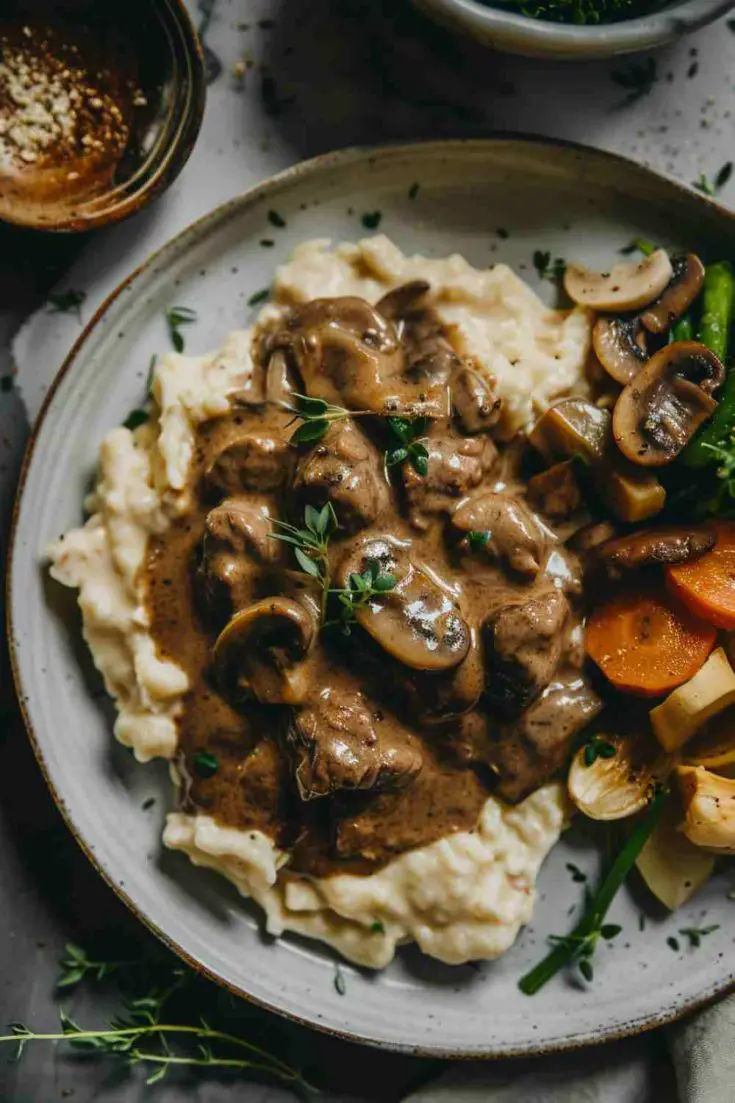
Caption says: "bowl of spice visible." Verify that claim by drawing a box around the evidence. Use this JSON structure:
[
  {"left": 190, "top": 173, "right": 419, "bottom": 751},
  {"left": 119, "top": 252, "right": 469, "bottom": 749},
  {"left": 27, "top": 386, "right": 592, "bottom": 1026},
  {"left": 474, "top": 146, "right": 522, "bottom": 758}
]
[
  {"left": 0, "top": 0, "right": 205, "bottom": 231},
  {"left": 414, "top": 0, "right": 735, "bottom": 57}
]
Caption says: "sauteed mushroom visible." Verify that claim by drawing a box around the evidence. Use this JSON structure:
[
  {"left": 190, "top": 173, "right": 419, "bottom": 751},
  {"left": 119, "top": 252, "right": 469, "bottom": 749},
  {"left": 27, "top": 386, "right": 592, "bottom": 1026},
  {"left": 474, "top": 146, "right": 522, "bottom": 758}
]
[
  {"left": 213, "top": 597, "right": 316, "bottom": 704},
  {"left": 269, "top": 296, "right": 447, "bottom": 418},
  {"left": 376, "top": 280, "right": 431, "bottom": 319},
  {"left": 613, "top": 340, "right": 725, "bottom": 466},
  {"left": 640, "top": 254, "right": 705, "bottom": 334},
  {"left": 336, "top": 536, "right": 471, "bottom": 672},
  {"left": 593, "top": 526, "right": 716, "bottom": 579},
  {"left": 288, "top": 689, "right": 423, "bottom": 800},
  {"left": 451, "top": 363, "right": 502, "bottom": 434},
  {"left": 564, "top": 249, "right": 673, "bottom": 312},
  {"left": 592, "top": 316, "right": 649, "bottom": 385}
]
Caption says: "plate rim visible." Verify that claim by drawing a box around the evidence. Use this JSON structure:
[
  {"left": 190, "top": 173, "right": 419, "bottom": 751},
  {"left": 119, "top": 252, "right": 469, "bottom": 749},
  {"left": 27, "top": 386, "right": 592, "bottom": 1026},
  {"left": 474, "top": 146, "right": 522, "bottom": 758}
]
[{"left": 7, "top": 134, "right": 735, "bottom": 1059}]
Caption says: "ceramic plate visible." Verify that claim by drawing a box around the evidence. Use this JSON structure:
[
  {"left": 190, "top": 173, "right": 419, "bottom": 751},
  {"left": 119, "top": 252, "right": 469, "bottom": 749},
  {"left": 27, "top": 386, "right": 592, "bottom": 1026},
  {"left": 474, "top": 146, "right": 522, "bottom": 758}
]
[{"left": 9, "top": 138, "right": 735, "bottom": 1057}]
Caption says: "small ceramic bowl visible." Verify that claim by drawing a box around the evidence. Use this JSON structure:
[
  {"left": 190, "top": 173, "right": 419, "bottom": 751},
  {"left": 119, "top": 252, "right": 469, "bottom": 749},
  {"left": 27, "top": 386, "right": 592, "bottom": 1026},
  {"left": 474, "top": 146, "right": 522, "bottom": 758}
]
[
  {"left": 0, "top": 0, "right": 205, "bottom": 232},
  {"left": 414, "top": 0, "right": 735, "bottom": 57}
]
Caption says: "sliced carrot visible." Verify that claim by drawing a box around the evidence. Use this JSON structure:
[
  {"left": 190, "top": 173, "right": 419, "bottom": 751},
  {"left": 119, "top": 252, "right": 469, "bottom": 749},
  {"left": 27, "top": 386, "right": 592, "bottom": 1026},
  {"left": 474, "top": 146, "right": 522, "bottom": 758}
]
[
  {"left": 586, "top": 584, "right": 716, "bottom": 698},
  {"left": 667, "top": 522, "right": 735, "bottom": 630}
]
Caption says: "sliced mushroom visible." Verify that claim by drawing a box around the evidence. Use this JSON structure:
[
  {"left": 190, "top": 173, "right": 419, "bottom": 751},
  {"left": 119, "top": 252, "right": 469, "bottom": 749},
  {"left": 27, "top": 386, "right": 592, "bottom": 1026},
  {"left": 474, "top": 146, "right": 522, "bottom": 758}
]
[
  {"left": 451, "top": 362, "right": 503, "bottom": 434},
  {"left": 268, "top": 296, "right": 447, "bottom": 418},
  {"left": 567, "top": 733, "right": 662, "bottom": 820},
  {"left": 213, "top": 597, "right": 316, "bottom": 705},
  {"left": 613, "top": 341, "right": 725, "bottom": 466},
  {"left": 564, "top": 249, "right": 673, "bottom": 312},
  {"left": 335, "top": 536, "right": 470, "bottom": 672},
  {"left": 592, "top": 316, "right": 649, "bottom": 385},
  {"left": 593, "top": 526, "right": 716, "bottom": 580},
  {"left": 640, "top": 254, "right": 705, "bottom": 335},
  {"left": 375, "top": 280, "right": 431, "bottom": 319},
  {"left": 288, "top": 689, "right": 422, "bottom": 800}
]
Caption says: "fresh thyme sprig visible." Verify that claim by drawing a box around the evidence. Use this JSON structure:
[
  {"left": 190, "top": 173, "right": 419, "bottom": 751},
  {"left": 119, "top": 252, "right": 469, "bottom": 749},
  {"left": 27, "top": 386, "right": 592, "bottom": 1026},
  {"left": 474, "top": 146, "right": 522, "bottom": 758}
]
[
  {"left": 385, "top": 416, "right": 429, "bottom": 477},
  {"left": 270, "top": 502, "right": 338, "bottom": 622},
  {"left": 329, "top": 558, "right": 397, "bottom": 635},
  {"left": 166, "top": 306, "right": 197, "bottom": 352},
  {"left": 1, "top": 948, "right": 310, "bottom": 1090},
  {"left": 57, "top": 943, "right": 128, "bottom": 989},
  {"left": 284, "top": 393, "right": 365, "bottom": 445},
  {"left": 519, "top": 786, "right": 667, "bottom": 994},
  {"left": 678, "top": 924, "right": 720, "bottom": 949},
  {"left": 583, "top": 735, "right": 617, "bottom": 767},
  {"left": 533, "top": 251, "right": 566, "bottom": 282}
]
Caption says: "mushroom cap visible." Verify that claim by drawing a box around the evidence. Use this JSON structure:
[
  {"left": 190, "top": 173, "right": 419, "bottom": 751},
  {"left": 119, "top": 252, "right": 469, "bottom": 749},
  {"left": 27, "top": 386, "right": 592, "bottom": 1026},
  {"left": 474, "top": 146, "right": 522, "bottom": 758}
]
[
  {"left": 640, "top": 254, "right": 705, "bottom": 335},
  {"left": 375, "top": 280, "right": 431, "bottom": 319},
  {"left": 592, "top": 315, "right": 649, "bottom": 386},
  {"left": 677, "top": 764, "right": 735, "bottom": 853},
  {"left": 564, "top": 249, "right": 673, "bottom": 312},
  {"left": 213, "top": 596, "right": 316, "bottom": 704},
  {"left": 336, "top": 536, "right": 471, "bottom": 672},
  {"left": 612, "top": 340, "right": 725, "bottom": 467},
  {"left": 593, "top": 525, "right": 716, "bottom": 579},
  {"left": 567, "top": 733, "right": 660, "bottom": 821}
]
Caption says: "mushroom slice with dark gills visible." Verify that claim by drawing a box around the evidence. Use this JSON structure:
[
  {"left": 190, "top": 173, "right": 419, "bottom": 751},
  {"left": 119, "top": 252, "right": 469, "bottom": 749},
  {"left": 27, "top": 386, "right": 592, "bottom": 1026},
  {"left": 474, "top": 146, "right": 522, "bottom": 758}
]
[
  {"left": 452, "top": 491, "right": 548, "bottom": 578},
  {"left": 640, "top": 254, "right": 705, "bottom": 335},
  {"left": 487, "top": 673, "right": 603, "bottom": 803},
  {"left": 451, "top": 362, "right": 503, "bottom": 435},
  {"left": 403, "top": 433, "right": 497, "bottom": 531},
  {"left": 335, "top": 536, "right": 470, "bottom": 672},
  {"left": 375, "top": 279, "right": 431, "bottom": 319},
  {"left": 592, "top": 526, "right": 716, "bottom": 580},
  {"left": 592, "top": 315, "right": 649, "bottom": 386},
  {"left": 268, "top": 296, "right": 448, "bottom": 419},
  {"left": 288, "top": 689, "right": 423, "bottom": 800},
  {"left": 205, "top": 424, "right": 293, "bottom": 494},
  {"left": 213, "top": 597, "right": 317, "bottom": 705},
  {"left": 564, "top": 249, "right": 673, "bottom": 312},
  {"left": 613, "top": 341, "right": 725, "bottom": 466},
  {"left": 293, "top": 418, "right": 389, "bottom": 533},
  {"left": 199, "top": 497, "right": 283, "bottom": 617},
  {"left": 483, "top": 587, "right": 569, "bottom": 720}
]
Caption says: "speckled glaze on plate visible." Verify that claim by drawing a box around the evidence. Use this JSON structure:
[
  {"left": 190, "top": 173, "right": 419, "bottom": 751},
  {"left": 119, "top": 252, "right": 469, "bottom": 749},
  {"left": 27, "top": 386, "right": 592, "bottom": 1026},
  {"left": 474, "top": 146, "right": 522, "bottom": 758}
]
[
  {"left": 414, "top": 0, "right": 735, "bottom": 59},
  {"left": 8, "top": 138, "right": 735, "bottom": 1057}
]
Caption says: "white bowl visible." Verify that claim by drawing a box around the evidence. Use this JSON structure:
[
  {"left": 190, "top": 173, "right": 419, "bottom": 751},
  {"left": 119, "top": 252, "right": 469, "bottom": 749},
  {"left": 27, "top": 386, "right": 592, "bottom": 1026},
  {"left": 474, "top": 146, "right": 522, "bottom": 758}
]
[{"left": 415, "top": 0, "right": 735, "bottom": 57}]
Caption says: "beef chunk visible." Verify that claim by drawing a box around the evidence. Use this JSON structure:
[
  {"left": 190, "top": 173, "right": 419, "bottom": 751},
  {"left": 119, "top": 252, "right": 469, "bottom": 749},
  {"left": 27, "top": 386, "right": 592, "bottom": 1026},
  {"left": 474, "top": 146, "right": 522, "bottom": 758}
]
[
  {"left": 199, "top": 497, "right": 281, "bottom": 616},
  {"left": 452, "top": 491, "right": 548, "bottom": 578},
  {"left": 527, "top": 460, "right": 582, "bottom": 521},
  {"left": 293, "top": 419, "right": 389, "bottom": 532},
  {"left": 205, "top": 429, "right": 292, "bottom": 494},
  {"left": 404, "top": 434, "right": 496, "bottom": 530},
  {"left": 484, "top": 588, "right": 568, "bottom": 719},
  {"left": 288, "top": 690, "right": 422, "bottom": 800},
  {"left": 488, "top": 675, "right": 603, "bottom": 802}
]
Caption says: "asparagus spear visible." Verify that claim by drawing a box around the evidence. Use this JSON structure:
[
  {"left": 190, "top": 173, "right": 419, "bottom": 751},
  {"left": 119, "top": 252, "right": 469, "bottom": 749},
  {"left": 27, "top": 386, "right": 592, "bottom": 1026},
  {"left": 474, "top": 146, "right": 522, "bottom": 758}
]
[
  {"left": 672, "top": 314, "right": 694, "bottom": 341},
  {"left": 682, "top": 261, "right": 735, "bottom": 469}
]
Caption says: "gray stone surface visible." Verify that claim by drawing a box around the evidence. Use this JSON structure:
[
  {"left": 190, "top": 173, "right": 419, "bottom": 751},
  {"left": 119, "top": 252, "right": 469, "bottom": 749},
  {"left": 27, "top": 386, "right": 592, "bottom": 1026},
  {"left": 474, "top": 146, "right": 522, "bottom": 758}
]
[{"left": 2, "top": 0, "right": 734, "bottom": 1099}]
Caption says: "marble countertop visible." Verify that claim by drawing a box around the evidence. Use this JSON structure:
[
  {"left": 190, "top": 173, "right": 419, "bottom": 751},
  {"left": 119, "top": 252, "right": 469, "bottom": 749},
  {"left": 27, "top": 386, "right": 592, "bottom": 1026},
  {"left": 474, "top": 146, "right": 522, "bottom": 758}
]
[{"left": 1, "top": 1, "right": 733, "bottom": 1099}]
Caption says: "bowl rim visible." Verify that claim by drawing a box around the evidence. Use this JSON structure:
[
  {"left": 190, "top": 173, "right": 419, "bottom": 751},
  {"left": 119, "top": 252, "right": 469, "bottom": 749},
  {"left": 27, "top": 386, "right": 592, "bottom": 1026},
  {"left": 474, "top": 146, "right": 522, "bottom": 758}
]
[
  {"left": 0, "top": 0, "right": 206, "bottom": 233},
  {"left": 7, "top": 134, "right": 735, "bottom": 1057},
  {"left": 417, "top": 0, "right": 735, "bottom": 53}
]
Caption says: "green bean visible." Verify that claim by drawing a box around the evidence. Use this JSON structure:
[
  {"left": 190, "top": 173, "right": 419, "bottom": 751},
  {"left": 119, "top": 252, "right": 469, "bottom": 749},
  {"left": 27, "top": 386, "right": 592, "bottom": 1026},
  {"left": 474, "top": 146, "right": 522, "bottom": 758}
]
[
  {"left": 682, "top": 262, "right": 735, "bottom": 469},
  {"left": 697, "top": 260, "right": 734, "bottom": 361},
  {"left": 671, "top": 314, "right": 694, "bottom": 342}
]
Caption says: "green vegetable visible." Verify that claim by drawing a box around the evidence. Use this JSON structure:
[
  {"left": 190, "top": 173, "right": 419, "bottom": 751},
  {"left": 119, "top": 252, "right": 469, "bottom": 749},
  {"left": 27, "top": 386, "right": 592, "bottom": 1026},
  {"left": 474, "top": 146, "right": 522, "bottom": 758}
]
[
  {"left": 672, "top": 314, "right": 694, "bottom": 341},
  {"left": 166, "top": 306, "right": 197, "bottom": 353},
  {"left": 682, "top": 262, "right": 735, "bottom": 470},
  {"left": 519, "top": 787, "right": 666, "bottom": 995},
  {"left": 329, "top": 558, "right": 397, "bottom": 636},
  {"left": 385, "top": 416, "right": 429, "bottom": 477}
]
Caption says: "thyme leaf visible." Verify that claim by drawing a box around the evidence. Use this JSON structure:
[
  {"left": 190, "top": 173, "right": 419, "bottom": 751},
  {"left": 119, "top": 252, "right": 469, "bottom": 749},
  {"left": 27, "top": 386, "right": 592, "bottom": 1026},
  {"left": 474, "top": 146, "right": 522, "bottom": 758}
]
[
  {"left": 166, "top": 306, "right": 197, "bottom": 352},
  {"left": 328, "top": 558, "right": 397, "bottom": 635},
  {"left": 385, "top": 416, "right": 430, "bottom": 477},
  {"left": 270, "top": 502, "right": 338, "bottom": 622}
]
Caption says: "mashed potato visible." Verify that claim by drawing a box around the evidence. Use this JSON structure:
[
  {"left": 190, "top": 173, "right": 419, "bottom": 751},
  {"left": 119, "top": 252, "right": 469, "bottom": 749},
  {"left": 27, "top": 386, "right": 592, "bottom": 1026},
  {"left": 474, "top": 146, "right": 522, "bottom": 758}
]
[{"left": 48, "top": 237, "right": 587, "bottom": 967}]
